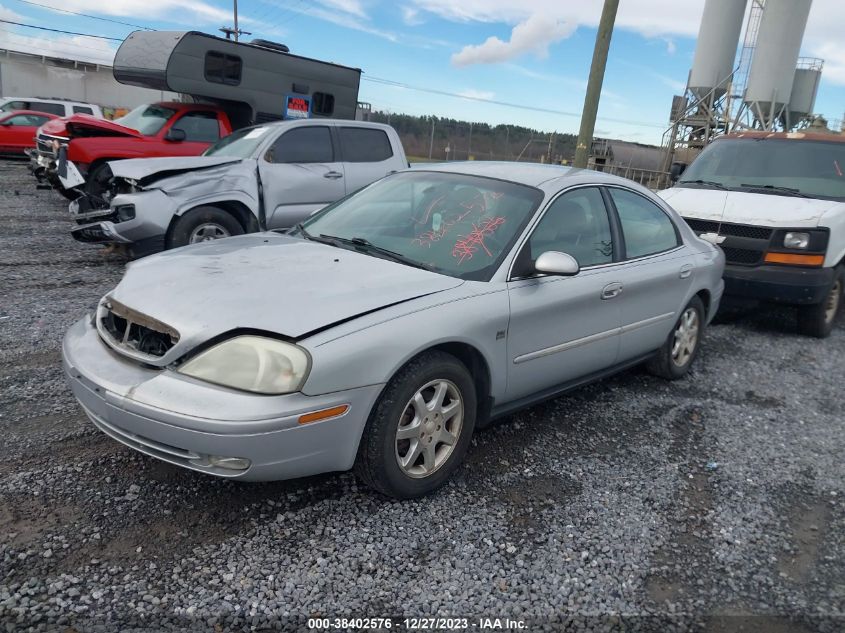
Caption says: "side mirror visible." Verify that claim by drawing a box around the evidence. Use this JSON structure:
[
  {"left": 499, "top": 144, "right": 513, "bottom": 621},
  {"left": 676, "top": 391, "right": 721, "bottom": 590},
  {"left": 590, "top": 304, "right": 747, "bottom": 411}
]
[
  {"left": 670, "top": 162, "right": 687, "bottom": 182},
  {"left": 0, "top": 121, "right": 11, "bottom": 126},
  {"left": 535, "top": 251, "right": 580, "bottom": 276},
  {"left": 165, "top": 127, "right": 187, "bottom": 142}
]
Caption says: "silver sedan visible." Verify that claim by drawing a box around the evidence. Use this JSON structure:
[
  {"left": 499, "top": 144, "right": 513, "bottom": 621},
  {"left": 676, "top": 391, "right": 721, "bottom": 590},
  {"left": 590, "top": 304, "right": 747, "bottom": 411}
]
[{"left": 62, "top": 162, "right": 725, "bottom": 498}]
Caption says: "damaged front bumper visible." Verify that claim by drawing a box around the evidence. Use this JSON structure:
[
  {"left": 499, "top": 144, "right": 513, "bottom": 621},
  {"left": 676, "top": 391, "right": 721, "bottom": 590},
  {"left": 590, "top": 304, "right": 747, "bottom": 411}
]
[{"left": 70, "top": 189, "right": 176, "bottom": 257}]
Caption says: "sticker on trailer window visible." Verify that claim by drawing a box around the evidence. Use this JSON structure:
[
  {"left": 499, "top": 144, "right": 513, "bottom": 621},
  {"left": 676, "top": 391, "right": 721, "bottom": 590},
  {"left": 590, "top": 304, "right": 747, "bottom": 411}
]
[{"left": 284, "top": 95, "right": 311, "bottom": 120}]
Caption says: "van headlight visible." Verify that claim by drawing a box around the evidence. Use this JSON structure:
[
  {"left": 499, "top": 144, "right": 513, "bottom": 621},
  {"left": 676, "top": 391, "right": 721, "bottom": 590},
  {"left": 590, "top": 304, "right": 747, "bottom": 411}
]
[
  {"left": 177, "top": 336, "right": 310, "bottom": 394},
  {"left": 783, "top": 232, "right": 810, "bottom": 249}
]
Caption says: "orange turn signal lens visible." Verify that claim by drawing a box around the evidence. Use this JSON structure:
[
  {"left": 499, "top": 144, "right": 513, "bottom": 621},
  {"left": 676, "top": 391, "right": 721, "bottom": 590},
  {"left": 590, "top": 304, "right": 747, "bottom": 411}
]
[
  {"left": 298, "top": 405, "right": 349, "bottom": 425},
  {"left": 763, "top": 252, "right": 824, "bottom": 267}
]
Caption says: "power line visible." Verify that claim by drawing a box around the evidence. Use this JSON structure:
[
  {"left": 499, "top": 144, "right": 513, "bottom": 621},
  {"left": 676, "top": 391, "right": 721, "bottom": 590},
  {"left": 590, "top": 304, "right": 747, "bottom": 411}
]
[
  {"left": 10, "top": 0, "right": 151, "bottom": 30},
  {"left": 363, "top": 76, "right": 665, "bottom": 129},
  {"left": 0, "top": 19, "right": 124, "bottom": 41}
]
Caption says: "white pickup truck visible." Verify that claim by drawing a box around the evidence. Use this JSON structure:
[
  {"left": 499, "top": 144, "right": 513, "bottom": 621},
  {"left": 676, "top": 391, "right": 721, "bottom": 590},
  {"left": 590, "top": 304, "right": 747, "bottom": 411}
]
[
  {"left": 659, "top": 131, "right": 845, "bottom": 337},
  {"left": 70, "top": 119, "right": 408, "bottom": 257}
]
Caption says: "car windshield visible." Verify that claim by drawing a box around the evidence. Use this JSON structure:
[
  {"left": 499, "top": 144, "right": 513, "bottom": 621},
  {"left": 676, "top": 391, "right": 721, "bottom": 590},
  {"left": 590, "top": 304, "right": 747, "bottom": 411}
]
[
  {"left": 298, "top": 171, "right": 543, "bottom": 281},
  {"left": 205, "top": 125, "right": 272, "bottom": 157},
  {"left": 114, "top": 104, "right": 177, "bottom": 136},
  {"left": 678, "top": 138, "right": 845, "bottom": 201}
]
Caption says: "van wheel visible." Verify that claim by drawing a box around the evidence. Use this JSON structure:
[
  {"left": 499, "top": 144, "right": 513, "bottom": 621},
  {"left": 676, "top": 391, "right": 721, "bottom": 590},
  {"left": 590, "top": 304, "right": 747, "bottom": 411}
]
[
  {"left": 797, "top": 268, "right": 843, "bottom": 338},
  {"left": 647, "top": 296, "right": 705, "bottom": 380},
  {"left": 354, "top": 351, "right": 476, "bottom": 499},
  {"left": 166, "top": 206, "right": 244, "bottom": 249}
]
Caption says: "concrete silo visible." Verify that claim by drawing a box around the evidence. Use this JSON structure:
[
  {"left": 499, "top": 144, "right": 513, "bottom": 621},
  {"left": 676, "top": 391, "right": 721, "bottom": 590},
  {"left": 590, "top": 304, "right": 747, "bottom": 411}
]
[
  {"left": 743, "top": 0, "right": 813, "bottom": 129},
  {"left": 787, "top": 58, "right": 823, "bottom": 127},
  {"left": 688, "top": 0, "right": 748, "bottom": 100}
]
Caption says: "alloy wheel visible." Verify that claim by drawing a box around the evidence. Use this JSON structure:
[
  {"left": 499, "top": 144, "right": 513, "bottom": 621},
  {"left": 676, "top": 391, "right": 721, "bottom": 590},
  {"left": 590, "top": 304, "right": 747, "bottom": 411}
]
[
  {"left": 189, "top": 223, "right": 231, "bottom": 243},
  {"left": 671, "top": 308, "right": 699, "bottom": 367},
  {"left": 395, "top": 379, "right": 463, "bottom": 478}
]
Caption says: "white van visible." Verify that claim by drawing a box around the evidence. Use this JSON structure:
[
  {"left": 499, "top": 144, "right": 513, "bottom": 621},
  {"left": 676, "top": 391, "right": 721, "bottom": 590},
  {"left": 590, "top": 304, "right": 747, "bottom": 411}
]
[
  {"left": 0, "top": 97, "right": 104, "bottom": 119},
  {"left": 659, "top": 131, "right": 845, "bottom": 337}
]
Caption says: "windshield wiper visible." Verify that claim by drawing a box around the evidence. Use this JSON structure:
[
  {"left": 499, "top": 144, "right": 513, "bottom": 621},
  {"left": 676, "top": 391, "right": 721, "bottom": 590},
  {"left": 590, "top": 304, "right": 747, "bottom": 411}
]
[
  {"left": 319, "top": 234, "right": 434, "bottom": 271},
  {"left": 739, "top": 183, "right": 811, "bottom": 198},
  {"left": 678, "top": 179, "right": 728, "bottom": 190}
]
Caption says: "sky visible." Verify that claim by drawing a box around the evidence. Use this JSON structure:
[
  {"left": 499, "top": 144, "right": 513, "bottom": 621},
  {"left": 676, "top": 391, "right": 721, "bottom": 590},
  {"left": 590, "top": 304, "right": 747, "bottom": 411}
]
[{"left": 0, "top": 0, "right": 843, "bottom": 145}]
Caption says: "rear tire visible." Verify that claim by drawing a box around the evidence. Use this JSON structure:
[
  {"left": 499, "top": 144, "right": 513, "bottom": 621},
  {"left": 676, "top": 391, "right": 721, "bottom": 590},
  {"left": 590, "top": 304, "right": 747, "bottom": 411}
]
[
  {"left": 166, "top": 206, "right": 244, "bottom": 249},
  {"left": 797, "top": 268, "right": 843, "bottom": 338},
  {"left": 354, "top": 351, "right": 476, "bottom": 499},
  {"left": 647, "top": 296, "right": 705, "bottom": 380}
]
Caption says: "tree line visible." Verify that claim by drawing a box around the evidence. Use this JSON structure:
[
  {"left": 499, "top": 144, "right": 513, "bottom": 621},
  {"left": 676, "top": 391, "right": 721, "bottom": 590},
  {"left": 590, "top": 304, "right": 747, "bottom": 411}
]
[{"left": 366, "top": 111, "right": 578, "bottom": 163}]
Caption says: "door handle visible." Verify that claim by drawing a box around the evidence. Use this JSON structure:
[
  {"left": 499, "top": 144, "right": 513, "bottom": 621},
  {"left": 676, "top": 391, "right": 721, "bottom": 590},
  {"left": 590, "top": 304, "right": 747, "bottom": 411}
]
[
  {"left": 324, "top": 171, "right": 343, "bottom": 179},
  {"left": 679, "top": 264, "right": 694, "bottom": 279},
  {"left": 601, "top": 282, "right": 623, "bottom": 300}
]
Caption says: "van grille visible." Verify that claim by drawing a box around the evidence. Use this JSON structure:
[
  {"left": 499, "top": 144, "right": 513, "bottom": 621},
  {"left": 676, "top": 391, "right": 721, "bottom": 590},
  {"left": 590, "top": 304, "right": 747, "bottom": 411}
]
[
  {"left": 683, "top": 218, "right": 773, "bottom": 240},
  {"left": 97, "top": 299, "right": 179, "bottom": 360}
]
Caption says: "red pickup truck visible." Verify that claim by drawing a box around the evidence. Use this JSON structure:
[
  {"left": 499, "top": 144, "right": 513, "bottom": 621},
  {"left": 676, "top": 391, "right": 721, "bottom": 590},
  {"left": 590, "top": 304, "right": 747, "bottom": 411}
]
[{"left": 31, "top": 101, "right": 233, "bottom": 200}]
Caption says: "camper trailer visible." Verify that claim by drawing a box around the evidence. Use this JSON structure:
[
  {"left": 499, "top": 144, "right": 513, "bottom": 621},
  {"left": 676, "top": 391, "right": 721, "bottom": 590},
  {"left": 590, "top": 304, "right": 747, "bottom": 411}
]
[
  {"left": 113, "top": 31, "right": 362, "bottom": 128},
  {"left": 31, "top": 31, "right": 364, "bottom": 198}
]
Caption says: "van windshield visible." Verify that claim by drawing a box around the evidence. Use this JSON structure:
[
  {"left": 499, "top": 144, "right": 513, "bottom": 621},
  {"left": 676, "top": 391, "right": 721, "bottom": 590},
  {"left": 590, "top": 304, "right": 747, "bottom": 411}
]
[
  {"left": 114, "top": 104, "right": 177, "bottom": 136},
  {"left": 679, "top": 138, "right": 845, "bottom": 201},
  {"left": 205, "top": 126, "right": 273, "bottom": 157}
]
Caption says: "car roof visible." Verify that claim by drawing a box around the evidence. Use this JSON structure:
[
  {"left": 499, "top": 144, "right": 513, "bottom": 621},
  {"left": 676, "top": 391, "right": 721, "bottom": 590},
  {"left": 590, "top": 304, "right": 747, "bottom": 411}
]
[
  {"left": 720, "top": 131, "right": 845, "bottom": 143},
  {"left": 0, "top": 97, "right": 97, "bottom": 107},
  {"left": 410, "top": 160, "right": 644, "bottom": 190}
]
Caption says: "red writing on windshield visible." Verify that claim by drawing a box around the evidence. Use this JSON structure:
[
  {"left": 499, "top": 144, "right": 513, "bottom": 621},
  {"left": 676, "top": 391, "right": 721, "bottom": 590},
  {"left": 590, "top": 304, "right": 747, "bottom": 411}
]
[{"left": 452, "top": 217, "right": 506, "bottom": 264}]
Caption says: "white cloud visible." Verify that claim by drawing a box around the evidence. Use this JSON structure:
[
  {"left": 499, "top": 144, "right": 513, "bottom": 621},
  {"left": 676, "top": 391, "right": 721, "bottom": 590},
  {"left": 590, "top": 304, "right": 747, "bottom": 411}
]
[
  {"left": 458, "top": 88, "right": 494, "bottom": 100},
  {"left": 0, "top": 4, "right": 25, "bottom": 21},
  {"left": 452, "top": 13, "right": 575, "bottom": 66},
  {"left": 420, "top": 0, "right": 845, "bottom": 88},
  {"left": 0, "top": 31, "right": 116, "bottom": 65},
  {"left": 401, "top": 6, "right": 424, "bottom": 26},
  {"left": 26, "top": 0, "right": 231, "bottom": 24}
]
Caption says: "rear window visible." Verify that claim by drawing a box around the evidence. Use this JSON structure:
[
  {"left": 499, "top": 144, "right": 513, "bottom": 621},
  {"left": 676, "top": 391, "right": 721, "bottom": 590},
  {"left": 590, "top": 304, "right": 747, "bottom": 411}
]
[
  {"left": 267, "top": 126, "right": 334, "bottom": 163},
  {"left": 339, "top": 127, "right": 394, "bottom": 162},
  {"left": 73, "top": 106, "right": 94, "bottom": 115},
  {"left": 29, "top": 102, "right": 65, "bottom": 116}
]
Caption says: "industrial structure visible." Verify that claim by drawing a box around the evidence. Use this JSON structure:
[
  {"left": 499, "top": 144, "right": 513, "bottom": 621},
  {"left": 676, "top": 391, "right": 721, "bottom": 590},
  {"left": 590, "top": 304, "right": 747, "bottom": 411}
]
[{"left": 663, "top": 0, "right": 830, "bottom": 169}]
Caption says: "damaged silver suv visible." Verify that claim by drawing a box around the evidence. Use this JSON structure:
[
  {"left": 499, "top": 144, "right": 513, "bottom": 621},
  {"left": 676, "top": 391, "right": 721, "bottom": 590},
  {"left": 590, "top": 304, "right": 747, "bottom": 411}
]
[{"left": 69, "top": 119, "right": 408, "bottom": 257}]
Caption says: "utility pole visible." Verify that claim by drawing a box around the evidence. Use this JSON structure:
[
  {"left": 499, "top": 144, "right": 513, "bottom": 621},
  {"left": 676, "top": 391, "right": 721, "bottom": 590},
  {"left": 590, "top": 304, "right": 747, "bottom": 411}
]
[
  {"left": 220, "top": 0, "right": 250, "bottom": 41},
  {"left": 428, "top": 118, "right": 435, "bottom": 160},
  {"left": 573, "top": 0, "right": 619, "bottom": 169}
]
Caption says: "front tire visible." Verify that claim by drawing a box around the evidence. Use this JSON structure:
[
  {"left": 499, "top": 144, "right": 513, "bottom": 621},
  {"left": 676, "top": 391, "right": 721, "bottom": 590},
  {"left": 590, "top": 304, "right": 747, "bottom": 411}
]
[
  {"left": 354, "top": 351, "right": 476, "bottom": 499},
  {"left": 797, "top": 268, "right": 843, "bottom": 338},
  {"left": 647, "top": 296, "right": 705, "bottom": 380},
  {"left": 166, "top": 206, "right": 244, "bottom": 249}
]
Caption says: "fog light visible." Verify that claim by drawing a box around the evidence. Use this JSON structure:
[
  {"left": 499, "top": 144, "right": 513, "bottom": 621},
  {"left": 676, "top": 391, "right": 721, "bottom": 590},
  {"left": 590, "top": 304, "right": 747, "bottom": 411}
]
[
  {"left": 114, "top": 204, "right": 135, "bottom": 222},
  {"left": 191, "top": 455, "right": 251, "bottom": 471}
]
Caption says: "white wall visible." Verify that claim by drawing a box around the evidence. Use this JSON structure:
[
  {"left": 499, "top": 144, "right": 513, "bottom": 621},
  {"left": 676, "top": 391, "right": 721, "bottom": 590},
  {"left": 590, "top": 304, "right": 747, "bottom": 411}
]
[{"left": 0, "top": 50, "right": 180, "bottom": 111}]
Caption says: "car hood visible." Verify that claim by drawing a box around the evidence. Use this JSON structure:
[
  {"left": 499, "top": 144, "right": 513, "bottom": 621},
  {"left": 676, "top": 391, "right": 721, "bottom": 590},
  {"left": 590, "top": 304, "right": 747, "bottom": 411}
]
[
  {"left": 108, "top": 156, "right": 246, "bottom": 185},
  {"left": 108, "top": 233, "right": 465, "bottom": 364},
  {"left": 659, "top": 186, "right": 840, "bottom": 227},
  {"left": 43, "top": 114, "right": 143, "bottom": 139}
]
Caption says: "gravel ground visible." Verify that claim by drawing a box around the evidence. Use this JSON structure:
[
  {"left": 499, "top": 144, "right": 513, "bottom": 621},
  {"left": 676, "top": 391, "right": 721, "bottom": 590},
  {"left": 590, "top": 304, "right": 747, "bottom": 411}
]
[{"left": 0, "top": 160, "right": 843, "bottom": 632}]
